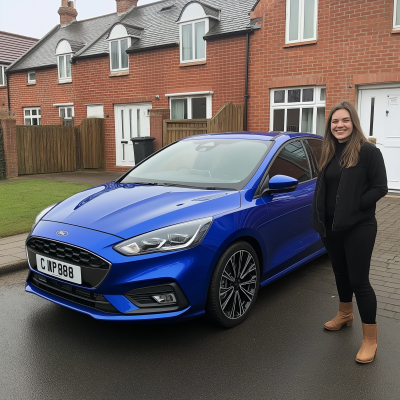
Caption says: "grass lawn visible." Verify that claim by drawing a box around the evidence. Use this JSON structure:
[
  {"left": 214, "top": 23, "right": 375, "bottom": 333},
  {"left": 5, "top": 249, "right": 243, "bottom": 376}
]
[{"left": 0, "top": 180, "right": 93, "bottom": 238}]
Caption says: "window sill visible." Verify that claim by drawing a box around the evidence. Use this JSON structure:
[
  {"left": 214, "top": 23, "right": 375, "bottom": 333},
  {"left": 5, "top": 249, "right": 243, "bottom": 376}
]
[
  {"left": 109, "top": 71, "right": 129, "bottom": 77},
  {"left": 58, "top": 80, "right": 72, "bottom": 84},
  {"left": 283, "top": 40, "right": 317, "bottom": 48},
  {"left": 179, "top": 60, "right": 207, "bottom": 68},
  {"left": 391, "top": 29, "right": 400, "bottom": 34},
  {"left": 27, "top": 83, "right": 36, "bottom": 86}
]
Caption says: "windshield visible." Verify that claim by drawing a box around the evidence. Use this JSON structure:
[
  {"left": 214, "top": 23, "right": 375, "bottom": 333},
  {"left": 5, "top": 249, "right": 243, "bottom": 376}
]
[{"left": 120, "top": 138, "right": 273, "bottom": 190}]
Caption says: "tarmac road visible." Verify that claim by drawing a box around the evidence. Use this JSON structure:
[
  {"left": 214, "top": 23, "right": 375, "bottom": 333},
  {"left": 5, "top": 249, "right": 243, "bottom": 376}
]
[{"left": 1, "top": 258, "right": 400, "bottom": 400}]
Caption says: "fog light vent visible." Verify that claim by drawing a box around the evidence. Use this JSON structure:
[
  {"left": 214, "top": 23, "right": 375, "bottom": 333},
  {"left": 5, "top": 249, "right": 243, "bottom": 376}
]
[{"left": 152, "top": 293, "right": 177, "bottom": 304}]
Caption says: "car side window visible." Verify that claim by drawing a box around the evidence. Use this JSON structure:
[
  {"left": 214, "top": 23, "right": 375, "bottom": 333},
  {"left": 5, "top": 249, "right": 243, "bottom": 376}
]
[
  {"left": 307, "top": 139, "right": 323, "bottom": 171},
  {"left": 303, "top": 140, "right": 318, "bottom": 178},
  {"left": 268, "top": 140, "right": 312, "bottom": 183}
]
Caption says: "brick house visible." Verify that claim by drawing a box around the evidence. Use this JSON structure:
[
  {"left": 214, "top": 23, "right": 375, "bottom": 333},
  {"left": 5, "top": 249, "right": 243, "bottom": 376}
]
[
  {"left": 0, "top": 31, "right": 38, "bottom": 116},
  {"left": 7, "top": 0, "right": 259, "bottom": 173},
  {"left": 248, "top": 0, "right": 400, "bottom": 191}
]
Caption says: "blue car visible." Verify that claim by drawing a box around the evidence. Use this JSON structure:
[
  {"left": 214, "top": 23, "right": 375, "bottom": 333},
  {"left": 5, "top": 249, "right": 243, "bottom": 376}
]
[{"left": 25, "top": 132, "right": 325, "bottom": 328}]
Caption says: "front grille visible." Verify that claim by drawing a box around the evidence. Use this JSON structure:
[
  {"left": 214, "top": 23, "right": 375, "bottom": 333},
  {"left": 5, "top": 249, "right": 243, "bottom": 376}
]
[
  {"left": 29, "top": 272, "right": 119, "bottom": 314},
  {"left": 27, "top": 237, "right": 109, "bottom": 270},
  {"left": 27, "top": 236, "right": 112, "bottom": 288}
]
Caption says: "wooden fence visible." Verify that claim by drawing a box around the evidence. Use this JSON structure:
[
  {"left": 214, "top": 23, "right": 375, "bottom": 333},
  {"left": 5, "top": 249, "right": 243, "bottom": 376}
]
[
  {"left": 163, "top": 102, "right": 244, "bottom": 146},
  {"left": 16, "top": 118, "right": 105, "bottom": 175},
  {"left": 79, "top": 118, "right": 105, "bottom": 169}
]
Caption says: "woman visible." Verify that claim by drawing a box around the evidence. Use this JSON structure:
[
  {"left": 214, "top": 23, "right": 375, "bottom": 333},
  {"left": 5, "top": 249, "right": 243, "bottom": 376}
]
[{"left": 312, "top": 101, "right": 388, "bottom": 364}]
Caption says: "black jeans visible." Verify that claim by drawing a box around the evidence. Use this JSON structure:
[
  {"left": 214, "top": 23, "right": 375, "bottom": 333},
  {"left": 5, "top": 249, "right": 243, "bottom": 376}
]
[{"left": 321, "top": 219, "right": 377, "bottom": 324}]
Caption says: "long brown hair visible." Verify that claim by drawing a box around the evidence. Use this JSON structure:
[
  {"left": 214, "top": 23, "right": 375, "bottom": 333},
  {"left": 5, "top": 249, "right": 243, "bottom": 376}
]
[{"left": 319, "top": 101, "right": 367, "bottom": 171}]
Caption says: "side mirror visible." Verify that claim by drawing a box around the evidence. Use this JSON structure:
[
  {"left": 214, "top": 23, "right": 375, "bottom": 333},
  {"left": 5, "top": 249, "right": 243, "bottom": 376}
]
[{"left": 261, "top": 174, "right": 299, "bottom": 196}]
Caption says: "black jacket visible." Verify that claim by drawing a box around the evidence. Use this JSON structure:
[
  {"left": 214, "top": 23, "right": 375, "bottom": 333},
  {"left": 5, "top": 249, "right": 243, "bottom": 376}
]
[{"left": 312, "top": 142, "right": 388, "bottom": 237}]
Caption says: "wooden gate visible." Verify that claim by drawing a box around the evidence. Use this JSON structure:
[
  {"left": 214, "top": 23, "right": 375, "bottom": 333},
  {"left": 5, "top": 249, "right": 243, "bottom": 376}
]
[
  {"left": 16, "top": 125, "right": 77, "bottom": 175},
  {"left": 16, "top": 118, "right": 105, "bottom": 175},
  {"left": 163, "top": 102, "right": 244, "bottom": 146}
]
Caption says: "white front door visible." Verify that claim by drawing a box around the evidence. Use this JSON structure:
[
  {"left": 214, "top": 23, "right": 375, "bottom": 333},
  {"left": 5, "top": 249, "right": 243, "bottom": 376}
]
[
  {"left": 115, "top": 103, "right": 152, "bottom": 167},
  {"left": 359, "top": 87, "right": 400, "bottom": 191}
]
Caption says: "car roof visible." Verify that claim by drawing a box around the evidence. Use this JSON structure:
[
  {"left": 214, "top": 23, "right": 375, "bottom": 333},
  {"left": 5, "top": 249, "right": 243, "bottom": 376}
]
[{"left": 180, "top": 131, "right": 323, "bottom": 141}]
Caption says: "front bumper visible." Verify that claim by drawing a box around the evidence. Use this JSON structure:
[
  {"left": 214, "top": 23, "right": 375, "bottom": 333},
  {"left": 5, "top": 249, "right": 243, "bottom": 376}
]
[{"left": 26, "top": 221, "right": 217, "bottom": 321}]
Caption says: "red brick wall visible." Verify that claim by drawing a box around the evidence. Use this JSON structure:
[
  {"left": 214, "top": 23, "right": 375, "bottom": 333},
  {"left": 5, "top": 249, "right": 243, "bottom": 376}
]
[
  {"left": 9, "top": 67, "right": 74, "bottom": 125},
  {"left": 116, "top": 0, "right": 138, "bottom": 14},
  {"left": 9, "top": 35, "right": 248, "bottom": 172},
  {"left": 0, "top": 86, "right": 8, "bottom": 117},
  {"left": 248, "top": 0, "right": 400, "bottom": 131}
]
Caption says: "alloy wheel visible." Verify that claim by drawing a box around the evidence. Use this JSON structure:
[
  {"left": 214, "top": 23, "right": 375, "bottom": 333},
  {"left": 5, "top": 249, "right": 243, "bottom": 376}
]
[{"left": 219, "top": 250, "right": 257, "bottom": 320}]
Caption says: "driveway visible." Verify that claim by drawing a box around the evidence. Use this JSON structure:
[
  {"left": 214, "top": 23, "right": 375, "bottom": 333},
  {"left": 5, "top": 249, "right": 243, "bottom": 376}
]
[{"left": 0, "top": 194, "right": 400, "bottom": 399}]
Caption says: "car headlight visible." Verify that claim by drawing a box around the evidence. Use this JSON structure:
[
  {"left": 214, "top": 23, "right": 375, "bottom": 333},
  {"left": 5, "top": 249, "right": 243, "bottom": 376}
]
[
  {"left": 113, "top": 217, "right": 213, "bottom": 256},
  {"left": 32, "top": 204, "right": 57, "bottom": 229}
]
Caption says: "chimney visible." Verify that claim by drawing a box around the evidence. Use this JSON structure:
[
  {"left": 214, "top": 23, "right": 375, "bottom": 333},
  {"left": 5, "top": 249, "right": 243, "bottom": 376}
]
[
  {"left": 58, "top": 0, "right": 78, "bottom": 25},
  {"left": 116, "top": 0, "right": 138, "bottom": 14}
]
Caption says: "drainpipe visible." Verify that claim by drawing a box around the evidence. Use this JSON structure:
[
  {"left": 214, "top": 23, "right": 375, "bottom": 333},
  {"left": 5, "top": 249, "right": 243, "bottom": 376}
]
[{"left": 243, "top": 30, "right": 251, "bottom": 131}]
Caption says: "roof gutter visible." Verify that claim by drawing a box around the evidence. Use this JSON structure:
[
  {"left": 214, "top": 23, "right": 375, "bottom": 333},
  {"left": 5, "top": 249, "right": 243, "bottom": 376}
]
[
  {"left": 7, "top": 64, "right": 57, "bottom": 74},
  {"left": 204, "top": 28, "right": 254, "bottom": 41},
  {"left": 126, "top": 42, "right": 179, "bottom": 54}
]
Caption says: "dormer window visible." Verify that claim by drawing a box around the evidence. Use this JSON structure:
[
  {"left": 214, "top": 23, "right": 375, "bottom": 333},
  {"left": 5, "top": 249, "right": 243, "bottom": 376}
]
[
  {"left": 111, "top": 39, "right": 129, "bottom": 71},
  {"left": 177, "top": 2, "right": 220, "bottom": 64},
  {"left": 181, "top": 20, "right": 207, "bottom": 62},
  {"left": 107, "top": 24, "right": 135, "bottom": 72},
  {"left": 56, "top": 40, "right": 73, "bottom": 83}
]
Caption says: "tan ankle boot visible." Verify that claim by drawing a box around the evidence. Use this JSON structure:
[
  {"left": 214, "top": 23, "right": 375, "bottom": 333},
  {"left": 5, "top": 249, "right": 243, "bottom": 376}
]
[
  {"left": 324, "top": 302, "right": 354, "bottom": 331},
  {"left": 356, "top": 323, "right": 378, "bottom": 364}
]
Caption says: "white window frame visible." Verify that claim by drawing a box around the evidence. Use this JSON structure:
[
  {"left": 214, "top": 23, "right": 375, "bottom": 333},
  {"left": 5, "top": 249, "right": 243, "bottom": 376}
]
[
  {"left": 109, "top": 38, "right": 131, "bottom": 72},
  {"left": 285, "top": 0, "right": 318, "bottom": 44},
  {"left": 0, "top": 65, "right": 6, "bottom": 86},
  {"left": 270, "top": 86, "right": 326, "bottom": 135},
  {"left": 23, "top": 107, "right": 41, "bottom": 126},
  {"left": 167, "top": 92, "right": 212, "bottom": 119},
  {"left": 393, "top": 0, "right": 400, "bottom": 30},
  {"left": 27, "top": 71, "right": 36, "bottom": 84},
  {"left": 179, "top": 18, "right": 209, "bottom": 63},
  {"left": 57, "top": 54, "right": 72, "bottom": 83},
  {"left": 59, "top": 106, "right": 74, "bottom": 119}
]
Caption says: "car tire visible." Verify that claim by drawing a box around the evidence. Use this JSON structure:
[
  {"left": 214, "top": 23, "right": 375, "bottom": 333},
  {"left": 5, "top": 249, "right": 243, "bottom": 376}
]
[{"left": 206, "top": 241, "right": 260, "bottom": 328}]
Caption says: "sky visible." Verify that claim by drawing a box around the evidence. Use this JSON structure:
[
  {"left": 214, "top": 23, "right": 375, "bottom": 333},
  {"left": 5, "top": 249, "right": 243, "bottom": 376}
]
[{"left": 1, "top": 0, "right": 160, "bottom": 39}]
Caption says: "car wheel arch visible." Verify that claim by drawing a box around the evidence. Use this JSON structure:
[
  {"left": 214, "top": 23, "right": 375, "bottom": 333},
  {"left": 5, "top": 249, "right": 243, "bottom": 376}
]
[{"left": 202, "top": 232, "right": 266, "bottom": 304}]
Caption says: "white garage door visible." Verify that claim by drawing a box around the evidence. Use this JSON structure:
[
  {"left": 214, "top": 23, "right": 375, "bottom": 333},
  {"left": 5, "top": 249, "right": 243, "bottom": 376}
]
[{"left": 359, "top": 87, "right": 400, "bottom": 191}]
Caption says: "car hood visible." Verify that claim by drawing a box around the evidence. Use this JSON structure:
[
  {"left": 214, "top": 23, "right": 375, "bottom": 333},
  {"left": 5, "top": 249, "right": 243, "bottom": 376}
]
[{"left": 43, "top": 182, "right": 240, "bottom": 239}]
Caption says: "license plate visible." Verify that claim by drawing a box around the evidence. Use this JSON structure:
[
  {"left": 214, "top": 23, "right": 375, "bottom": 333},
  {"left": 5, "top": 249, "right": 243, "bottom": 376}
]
[{"left": 36, "top": 254, "right": 82, "bottom": 285}]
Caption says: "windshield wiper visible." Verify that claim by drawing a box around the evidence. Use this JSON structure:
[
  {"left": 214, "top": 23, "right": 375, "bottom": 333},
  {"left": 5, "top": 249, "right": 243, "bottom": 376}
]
[
  {"left": 129, "top": 182, "right": 236, "bottom": 191},
  {"left": 130, "top": 182, "right": 162, "bottom": 186},
  {"left": 205, "top": 187, "right": 236, "bottom": 191}
]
